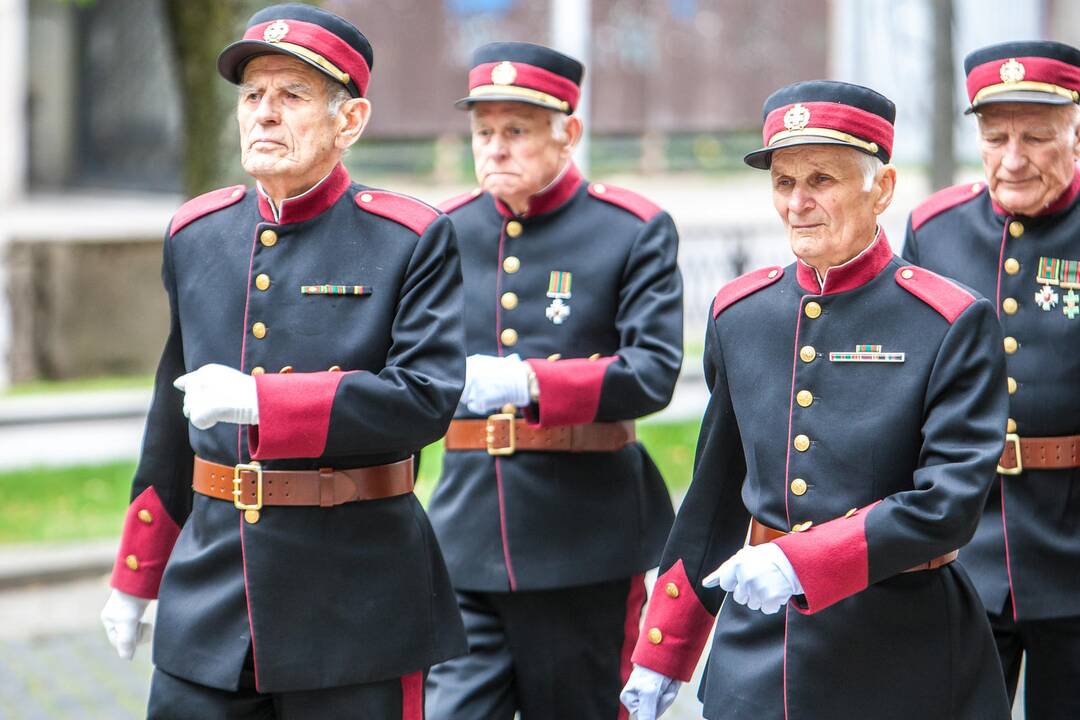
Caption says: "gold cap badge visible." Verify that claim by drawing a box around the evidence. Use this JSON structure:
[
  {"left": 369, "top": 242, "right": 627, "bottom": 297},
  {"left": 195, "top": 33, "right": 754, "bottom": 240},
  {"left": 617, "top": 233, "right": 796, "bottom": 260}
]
[
  {"left": 263, "top": 20, "right": 290, "bottom": 43},
  {"left": 999, "top": 58, "right": 1025, "bottom": 84},
  {"left": 784, "top": 103, "right": 811, "bottom": 130},
  {"left": 491, "top": 61, "right": 518, "bottom": 86}
]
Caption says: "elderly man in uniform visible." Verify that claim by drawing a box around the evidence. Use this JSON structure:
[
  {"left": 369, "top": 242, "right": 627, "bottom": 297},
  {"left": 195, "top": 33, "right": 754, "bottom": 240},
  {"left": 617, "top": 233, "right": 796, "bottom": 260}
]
[
  {"left": 424, "top": 42, "right": 682, "bottom": 720},
  {"left": 98, "top": 4, "right": 466, "bottom": 717},
  {"left": 620, "top": 80, "right": 1012, "bottom": 720},
  {"left": 903, "top": 41, "right": 1080, "bottom": 719}
]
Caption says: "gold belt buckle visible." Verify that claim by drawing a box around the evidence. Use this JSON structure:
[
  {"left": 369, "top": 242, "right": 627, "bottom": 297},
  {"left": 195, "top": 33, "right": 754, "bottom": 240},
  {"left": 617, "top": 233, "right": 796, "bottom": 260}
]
[
  {"left": 997, "top": 433, "right": 1023, "bottom": 476},
  {"left": 233, "top": 461, "right": 264, "bottom": 510},
  {"left": 486, "top": 413, "right": 516, "bottom": 456}
]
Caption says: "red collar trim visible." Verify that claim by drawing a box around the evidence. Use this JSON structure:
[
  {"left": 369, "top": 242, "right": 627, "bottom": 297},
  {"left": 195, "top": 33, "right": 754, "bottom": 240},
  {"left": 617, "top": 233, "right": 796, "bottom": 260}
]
[
  {"left": 257, "top": 163, "right": 351, "bottom": 225},
  {"left": 990, "top": 164, "right": 1080, "bottom": 218},
  {"left": 795, "top": 228, "right": 893, "bottom": 295},
  {"left": 493, "top": 162, "right": 583, "bottom": 219}
]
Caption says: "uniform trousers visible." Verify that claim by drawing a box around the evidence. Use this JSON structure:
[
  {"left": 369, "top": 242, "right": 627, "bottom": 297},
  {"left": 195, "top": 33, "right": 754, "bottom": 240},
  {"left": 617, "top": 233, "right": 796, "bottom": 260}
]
[
  {"left": 426, "top": 575, "right": 646, "bottom": 720},
  {"left": 147, "top": 647, "right": 426, "bottom": 720},
  {"left": 990, "top": 600, "right": 1080, "bottom": 720}
]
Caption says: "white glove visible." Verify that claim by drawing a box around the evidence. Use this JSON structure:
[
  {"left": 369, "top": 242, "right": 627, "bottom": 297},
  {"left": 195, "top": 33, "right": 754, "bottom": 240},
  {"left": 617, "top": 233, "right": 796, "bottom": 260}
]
[
  {"left": 703, "top": 542, "right": 803, "bottom": 614},
  {"left": 620, "top": 664, "right": 682, "bottom": 720},
  {"left": 461, "top": 353, "right": 531, "bottom": 415},
  {"left": 173, "top": 363, "right": 259, "bottom": 430},
  {"left": 100, "top": 589, "right": 152, "bottom": 660}
]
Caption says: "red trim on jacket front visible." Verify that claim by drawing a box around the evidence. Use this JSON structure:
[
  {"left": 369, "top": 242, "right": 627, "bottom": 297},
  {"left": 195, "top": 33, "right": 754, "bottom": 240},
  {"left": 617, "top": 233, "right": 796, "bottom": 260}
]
[
  {"left": 910, "top": 182, "right": 985, "bottom": 231},
  {"left": 795, "top": 229, "right": 892, "bottom": 295},
  {"left": 248, "top": 371, "right": 351, "bottom": 459},
  {"left": 493, "top": 163, "right": 583, "bottom": 218},
  {"left": 170, "top": 185, "right": 247, "bottom": 237},
  {"left": 631, "top": 560, "right": 716, "bottom": 682},
  {"left": 773, "top": 502, "right": 880, "bottom": 614},
  {"left": 469, "top": 61, "right": 581, "bottom": 111},
  {"left": 110, "top": 487, "right": 182, "bottom": 599},
  {"left": 965, "top": 56, "right": 1080, "bottom": 104},
  {"left": 356, "top": 190, "right": 442, "bottom": 235},
  {"left": 712, "top": 266, "right": 784, "bottom": 318},
  {"left": 525, "top": 356, "right": 615, "bottom": 427},
  {"left": 244, "top": 20, "right": 372, "bottom": 96},
  {"left": 763, "top": 101, "right": 894, "bottom": 158},
  {"left": 257, "top": 162, "right": 351, "bottom": 224},
  {"left": 895, "top": 266, "right": 975, "bottom": 324},
  {"left": 400, "top": 671, "right": 424, "bottom": 720}
]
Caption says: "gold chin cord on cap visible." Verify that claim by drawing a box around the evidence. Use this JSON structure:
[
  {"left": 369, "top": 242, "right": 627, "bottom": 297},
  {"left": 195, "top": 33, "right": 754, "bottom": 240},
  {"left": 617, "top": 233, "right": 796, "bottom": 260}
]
[{"left": 767, "top": 127, "right": 880, "bottom": 156}]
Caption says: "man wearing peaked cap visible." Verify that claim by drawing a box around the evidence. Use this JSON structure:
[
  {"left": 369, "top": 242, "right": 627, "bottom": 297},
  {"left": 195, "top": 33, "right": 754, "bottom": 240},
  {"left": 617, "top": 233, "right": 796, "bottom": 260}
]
[
  {"left": 98, "top": 4, "right": 468, "bottom": 717},
  {"left": 621, "top": 80, "right": 1011, "bottom": 719},
  {"left": 424, "top": 41, "right": 683, "bottom": 719},
  {"left": 904, "top": 40, "right": 1080, "bottom": 719}
]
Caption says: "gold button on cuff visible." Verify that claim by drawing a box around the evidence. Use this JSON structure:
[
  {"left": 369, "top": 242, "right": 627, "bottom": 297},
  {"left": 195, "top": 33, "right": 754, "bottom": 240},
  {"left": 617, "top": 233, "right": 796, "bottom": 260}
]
[
  {"left": 255, "top": 273, "right": 271, "bottom": 291},
  {"left": 501, "top": 328, "right": 518, "bottom": 346},
  {"left": 796, "top": 390, "right": 813, "bottom": 407},
  {"left": 503, "top": 256, "right": 521, "bottom": 274},
  {"left": 360, "top": 193, "right": 373, "bottom": 203},
  {"left": 804, "top": 301, "right": 822, "bottom": 319},
  {"left": 1007, "top": 377, "right": 1017, "bottom": 395},
  {"left": 790, "top": 478, "right": 808, "bottom": 496},
  {"left": 1007, "top": 418, "right": 1017, "bottom": 434},
  {"left": 137, "top": 510, "right": 153, "bottom": 524},
  {"left": 901, "top": 268, "right": 914, "bottom": 280},
  {"left": 125, "top": 555, "right": 139, "bottom": 571},
  {"left": 647, "top": 627, "right": 663, "bottom": 645},
  {"left": 1002, "top": 297, "right": 1018, "bottom": 315},
  {"left": 260, "top": 230, "right": 278, "bottom": 247},
  {"left": 1004, "top": 258, "right": 1020, "bottom": 275},
  {"left": 547, "top": 353, "right": 561, "bottom": 362},
  {"left": 800, "top": 345, "right": 816, "bottom": 363},
  {"left": 501, "top": 292, "right": 519, "bottom": 310},
  {"left": 665, "top": 582, "right": 680, "bottom": 598},
  {"left": 252, "top": 322, "right": 267, "bottom": 339},
  {"left": 251, "top": 366, "right": 265, "bottom": 376},
  {"left": 506, "top": 220, "right": 523, "bottom": 238},
  {"left": 1008, "top": 221, "right": 1024, "bottom": 238},
  {"left": 793, "top": 434, "right": 810, "bottom": 452},
  {"left": 1004, "top": 336, "right": 1018, "bottom": 354},
  {"left": 279, "top": 366, "right": 293, "bottom": 374}
]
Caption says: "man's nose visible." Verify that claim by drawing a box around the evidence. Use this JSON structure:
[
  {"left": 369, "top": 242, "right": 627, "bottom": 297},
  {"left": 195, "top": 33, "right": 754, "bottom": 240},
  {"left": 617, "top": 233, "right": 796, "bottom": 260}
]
[
  {"left": 1000, "top": 138, "right": 1028, "bottom": 173},
  {"left": 788, "top": 186, "right": 814, "bottom": 212},
  {"left": 253, "top": 94, "right": 280, "bottom": 124}
]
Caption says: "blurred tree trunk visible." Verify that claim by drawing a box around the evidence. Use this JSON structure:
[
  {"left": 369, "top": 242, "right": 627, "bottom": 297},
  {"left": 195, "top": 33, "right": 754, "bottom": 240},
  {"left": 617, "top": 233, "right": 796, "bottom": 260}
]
[{"left": 930, "top": 0, "right": 955, "bottom": 191}]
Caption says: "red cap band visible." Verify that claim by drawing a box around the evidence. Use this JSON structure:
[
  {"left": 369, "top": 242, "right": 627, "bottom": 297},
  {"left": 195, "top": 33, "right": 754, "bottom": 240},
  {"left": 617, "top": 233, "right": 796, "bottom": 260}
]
[
  {"left": 244, "top": 19, "right": 371, "bottom": 96},
  {"left": 468, "top": 61, "right": 580, "bottom": 112},
  {"left": 762, "top": 101, "right": 894, "bottom": 159},
  {"left": 966, "top": 55, "right": 1080, "bottom": 104}
]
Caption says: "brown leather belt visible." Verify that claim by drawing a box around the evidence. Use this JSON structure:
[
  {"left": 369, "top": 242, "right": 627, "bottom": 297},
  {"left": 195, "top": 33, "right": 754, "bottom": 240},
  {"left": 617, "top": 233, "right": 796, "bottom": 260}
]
[
  {"left": 192, "top": 456, "right": 414, "bottom": 510},
  {"left": 749, "top": 517, "right": 958, "bottom": 573},
  {"left": 444, "top": 416, "right": 635, "bottom": 456},
  {"left": 997, "top": 433, "right": 1080, "bottom": 475}
]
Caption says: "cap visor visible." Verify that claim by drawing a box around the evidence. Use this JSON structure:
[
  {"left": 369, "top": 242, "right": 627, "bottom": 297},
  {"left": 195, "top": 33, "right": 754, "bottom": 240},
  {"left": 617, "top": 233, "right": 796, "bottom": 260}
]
[
  {"left": 217, "top": 40, "right": 358, "bottom": 97},
  {"left": 743, "top": 135, "right": 877, "bottom": 170},
  {"left": 966, "top": 89, "right": 1074, "bottom": 114},
  {"left": 454, "top": 94, "right": 569, "bottom": 113}
]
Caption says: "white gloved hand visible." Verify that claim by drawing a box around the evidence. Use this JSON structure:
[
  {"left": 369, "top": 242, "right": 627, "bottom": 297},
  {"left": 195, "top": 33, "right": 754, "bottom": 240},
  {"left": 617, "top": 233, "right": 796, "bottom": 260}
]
[
  {"left": 620, "top": 664, "right": 682, "bottom": 720},
  {"left": 173, "top": 363, "right": 259, "bottom": 430},
  {"left": 703, "top": 542, "right": 803, "bottom": 614},
  {"left": 100, "top": 588, "right": 152, "bottom": 660},
  {"left": 461, "top": 353, "right": 531, "bottom": 415}
]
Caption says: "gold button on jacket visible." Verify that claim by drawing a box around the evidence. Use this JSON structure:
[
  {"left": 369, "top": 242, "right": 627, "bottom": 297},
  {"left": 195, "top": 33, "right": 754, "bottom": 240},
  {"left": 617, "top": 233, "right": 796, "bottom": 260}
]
[
  {"left": 506, "top": 220, "right": 523, "bottom": 238},
  {"left": 260, "top": 229, "right": 278, "bottom": 247},
  {"left": 804, "top": 301, "right": 822, "bottom": 319},
  {"left": 790, "top": 478, "right": 808, "bottom": 496},
  {"left": 500, "top": 328, "right": 518, "bottom": 346}
]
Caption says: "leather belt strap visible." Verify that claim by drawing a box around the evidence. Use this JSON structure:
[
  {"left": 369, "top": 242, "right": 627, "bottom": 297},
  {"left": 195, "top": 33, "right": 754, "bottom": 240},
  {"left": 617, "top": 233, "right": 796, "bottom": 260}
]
[
  {"left": 749, "top": 517, "right": 958, "bottom": 573},
  {"left": 444, "top": 417, "right": 635, "bottom": 455},
  {"left": 997, "top": 433, "right": 1080, "bottom": 475},
  {"left": 192, "top": 456, "right": 414, "bottom": 508}
]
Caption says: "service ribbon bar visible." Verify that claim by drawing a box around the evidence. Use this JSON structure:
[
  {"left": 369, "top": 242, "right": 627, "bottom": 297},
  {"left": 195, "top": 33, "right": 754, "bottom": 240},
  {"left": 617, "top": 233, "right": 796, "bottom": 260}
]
[
  {"left": 1061, "top": 259, "right": 1080, "bottom": 289},
  {"left": 546, "top": 270, "right": 572, "bottom": 299},
  {"left": 1037, "top": 256, "right": 1062, "bottom": 285},
  {"left": 829, "top": 345, "right": 905, "bottom": 363},
  {"left": 300, "top": 284, "right": 371, "bottom": 296}
]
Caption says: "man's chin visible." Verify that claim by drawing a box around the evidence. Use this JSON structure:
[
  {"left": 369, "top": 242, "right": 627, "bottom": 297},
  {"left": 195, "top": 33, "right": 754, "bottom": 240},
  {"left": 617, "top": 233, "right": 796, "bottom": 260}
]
[{"left": 992, "top": 188, "right": 1046, "bottom": 216}]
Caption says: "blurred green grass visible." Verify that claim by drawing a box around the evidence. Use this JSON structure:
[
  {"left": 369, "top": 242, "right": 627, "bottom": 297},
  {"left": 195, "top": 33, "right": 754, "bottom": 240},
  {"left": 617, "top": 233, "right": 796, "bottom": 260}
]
[{"left": 0, "top": 419, "right": 701, "bottom": 545}]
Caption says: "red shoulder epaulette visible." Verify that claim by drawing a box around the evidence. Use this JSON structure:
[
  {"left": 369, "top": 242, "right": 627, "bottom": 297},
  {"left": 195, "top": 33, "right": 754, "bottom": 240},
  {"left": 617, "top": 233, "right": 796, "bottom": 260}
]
[
  {"left": 713, "top": 266, "right": 784, "bottom": 318},
  {"left": 170, "top": 185, "right": 246, "bottom": 237},
  {"left": 438, "top": 188, "right": 483, "bottom": 214},
  {"left": 895, "top": 266, "right": 974, "bottom": 324},
  {"left": 910, "top": 181, "right": 985, "bottom": 231},
  {"left": 587, "top": 182, "right": 662, "bottom": 221},
  {"left": 356, "top": 190, "right": 441, "bottom": 235}
]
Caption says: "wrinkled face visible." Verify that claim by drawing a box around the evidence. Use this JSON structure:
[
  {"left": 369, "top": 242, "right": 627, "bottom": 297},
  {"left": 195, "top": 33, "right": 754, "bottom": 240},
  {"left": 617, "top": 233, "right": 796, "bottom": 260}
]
[
  {"left": 770, "top": 145, "right": 892, "bottom": 269},
  {"left": 237, "top": 55, "right": 341, "bottom": 184},
  {"left": 977, "top": 102, "right": 1080, "bottom": 216},
  {"left": 471, "top": 102, "right": 571, "bottom": 209}
]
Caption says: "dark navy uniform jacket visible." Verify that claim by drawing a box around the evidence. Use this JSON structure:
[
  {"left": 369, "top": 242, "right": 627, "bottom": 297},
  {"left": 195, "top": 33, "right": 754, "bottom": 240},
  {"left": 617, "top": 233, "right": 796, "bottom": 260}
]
[
  {"left": 632, "top": 233, "right": 1011, "bottom": 719},
  {"left": 109, "top": 163, "right": 467, "bottom": 692},
  {"left": 904, "top": 172, "right": 1080, "bottom": 621},
  {"left": 427, "top": 163, "right": 681, "bottom": 592}
]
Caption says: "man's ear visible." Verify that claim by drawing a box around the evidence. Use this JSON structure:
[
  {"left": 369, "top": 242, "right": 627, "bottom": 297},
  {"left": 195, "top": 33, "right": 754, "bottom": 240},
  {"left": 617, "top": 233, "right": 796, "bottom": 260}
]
[
  {"left": 872, "top": 164, "right": 898, "bottom": 216},
  {"left": 561, "top": 115, "right": 583, "bottom": 158},
  {"left": 337, "top": 98, "right": 372, "bottom": 150}
]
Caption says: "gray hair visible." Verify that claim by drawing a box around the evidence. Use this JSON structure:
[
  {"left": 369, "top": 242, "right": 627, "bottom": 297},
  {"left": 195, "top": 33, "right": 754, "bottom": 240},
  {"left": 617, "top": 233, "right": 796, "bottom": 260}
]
[
  {"left": 324, "top": 76, "right": 351, "bottom": 117},
  {"left": 857, "top": 152, "right": 884, "bottom": 192}
]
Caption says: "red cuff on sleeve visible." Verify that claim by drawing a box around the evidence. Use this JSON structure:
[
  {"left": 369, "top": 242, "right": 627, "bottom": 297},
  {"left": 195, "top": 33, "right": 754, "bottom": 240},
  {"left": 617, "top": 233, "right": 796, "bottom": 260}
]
[
  {"left": 630, "top": 560, "right": 716, "bottom": 682},
  {"left": 110, "top": 487, "right": 181, "bottom": 600},
  {"left": 773, "top": 502, "right": 879, "bottom": 614},
  {"left": 249, "top": 371, "right": 351, "bottom": 460},
  {"left": 525, "top": 356, "right": 615, "bottom": 427}
]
